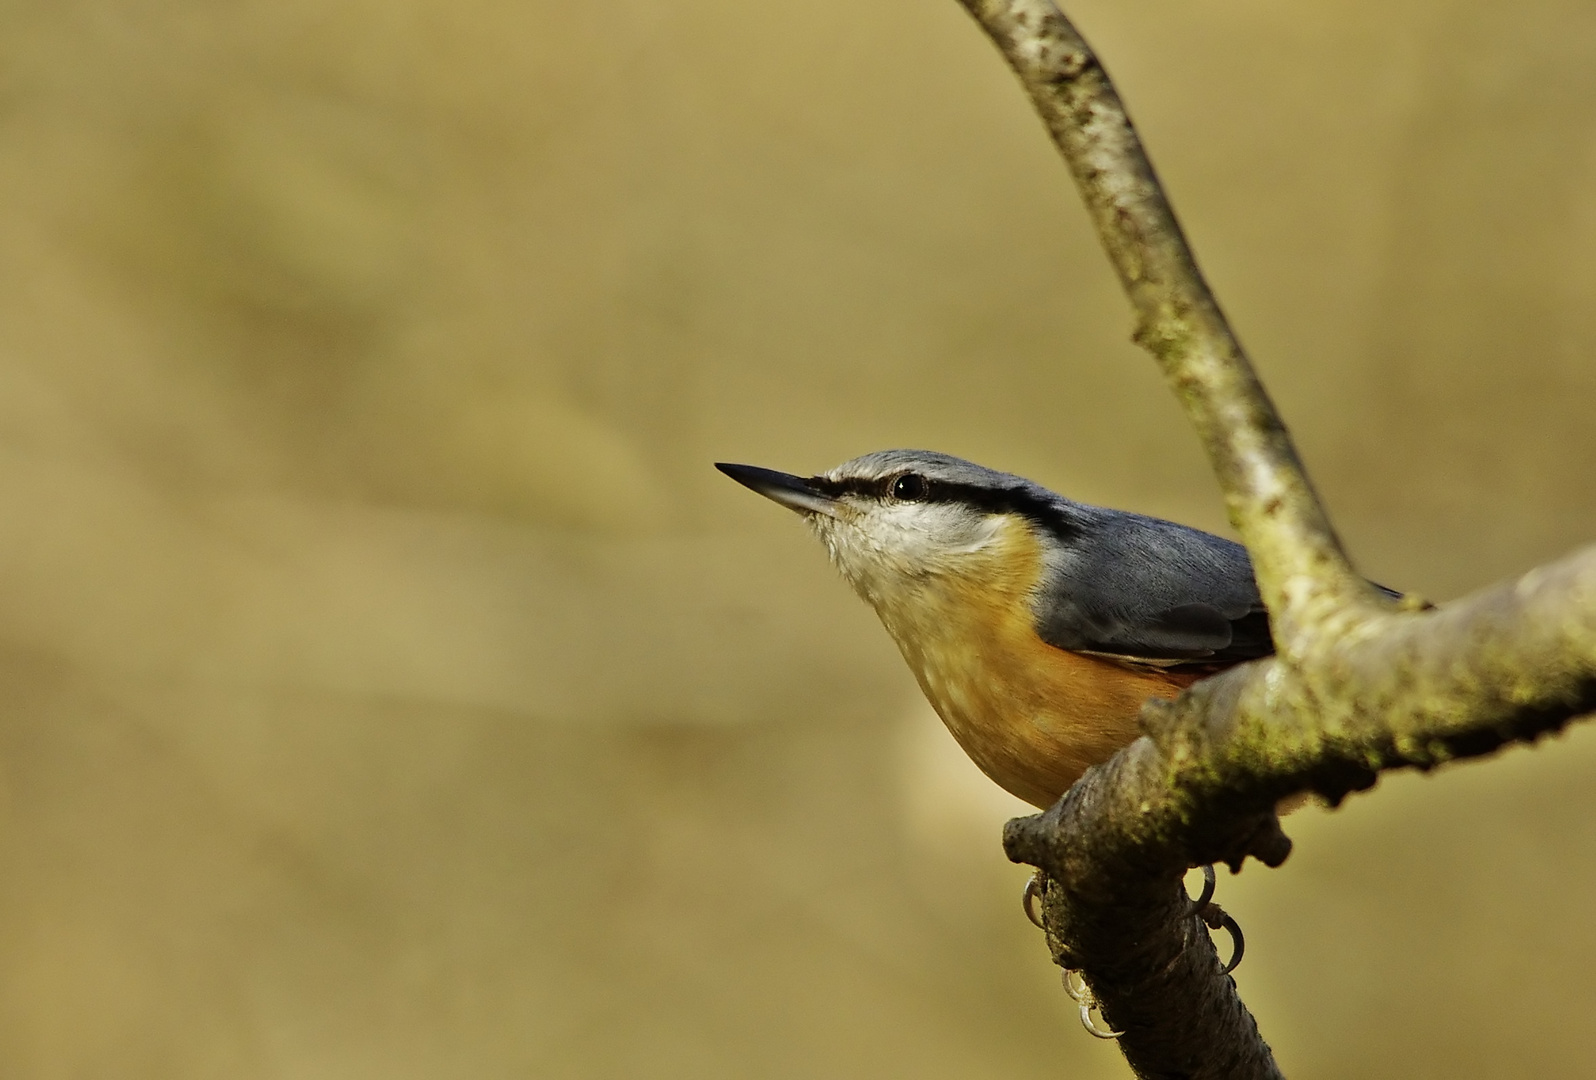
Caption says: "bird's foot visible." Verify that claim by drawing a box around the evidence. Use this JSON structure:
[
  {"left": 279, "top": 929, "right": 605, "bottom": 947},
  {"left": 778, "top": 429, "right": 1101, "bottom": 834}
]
[
  {"left": 1062, "top": 969, "right": 1124, "bottom": 1039},
  {"left": 1021, "top": 863, "right": 1245, "bottom": 1041},
  {"left": 1188, "top": 864, "right": 1244, "bottom": 975}
]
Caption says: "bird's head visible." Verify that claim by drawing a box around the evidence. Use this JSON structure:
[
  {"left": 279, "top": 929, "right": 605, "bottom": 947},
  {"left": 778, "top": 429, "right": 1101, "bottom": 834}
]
[{"left": 716, "top": 450, "right": 1079, "bottom": 617}]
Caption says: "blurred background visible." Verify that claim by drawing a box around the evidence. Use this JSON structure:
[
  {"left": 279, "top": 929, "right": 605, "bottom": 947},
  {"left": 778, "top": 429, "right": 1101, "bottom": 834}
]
[{"left": 0, "top": 0, "right": 1592, "bottom": 1076}]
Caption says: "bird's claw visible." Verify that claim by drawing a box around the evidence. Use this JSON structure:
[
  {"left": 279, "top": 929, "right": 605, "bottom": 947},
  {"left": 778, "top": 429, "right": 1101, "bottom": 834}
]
[
  {"left": 1188, "top": 864, "right": 1244, "bottom": 975},
  {"left": 1022, "top": 871, "right": 1046, "bottom": 930},
  {"left": 1202, "top": 902, "right": 1245, "bottom": 975},
  {"left": 1187, "top": 863, "right": 1217, "bottom": 914},
  {"left": 1062, "top": 969, "right": 1124, "bottom": 1039}
]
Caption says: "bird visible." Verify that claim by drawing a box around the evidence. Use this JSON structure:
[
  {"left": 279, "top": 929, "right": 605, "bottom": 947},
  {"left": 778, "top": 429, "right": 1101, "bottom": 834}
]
[{"left": 716, "top": 449, "right": 1291, "bottom": 810}]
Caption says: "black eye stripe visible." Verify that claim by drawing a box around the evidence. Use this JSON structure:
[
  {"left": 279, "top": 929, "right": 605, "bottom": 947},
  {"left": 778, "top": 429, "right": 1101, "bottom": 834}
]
[
  {"left": 806, "top": 473, "right": 1080, "bottom": 541},
  {"left": 807, "top": 475, "right": 877, "bottom": 499}
]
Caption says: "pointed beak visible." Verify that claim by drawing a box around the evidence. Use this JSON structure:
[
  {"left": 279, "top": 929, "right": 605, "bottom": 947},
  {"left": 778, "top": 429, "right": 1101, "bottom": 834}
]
[{"left": 714, "top": 462, "right": 839, "bottom": 517}]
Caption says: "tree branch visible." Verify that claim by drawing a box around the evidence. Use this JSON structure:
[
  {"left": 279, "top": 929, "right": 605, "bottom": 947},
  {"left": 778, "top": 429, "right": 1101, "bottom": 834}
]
[
  {"left": 951, "top": 1, "right": 1596, "bottom": 1076},
  {"left": 953, "top": 0, "right": 1378, "bottom": 642}
]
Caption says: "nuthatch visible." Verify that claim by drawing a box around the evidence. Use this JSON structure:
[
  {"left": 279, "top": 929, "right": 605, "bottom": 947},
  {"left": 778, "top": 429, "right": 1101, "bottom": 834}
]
[{"left": 717, "top": 449, "right": 1281, "bottom": 809}]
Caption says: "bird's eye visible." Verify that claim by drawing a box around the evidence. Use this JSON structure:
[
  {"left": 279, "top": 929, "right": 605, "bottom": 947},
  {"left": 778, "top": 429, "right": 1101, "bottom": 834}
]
[{"left": 889, "top": 473, "right": 928, "bottom": 501}]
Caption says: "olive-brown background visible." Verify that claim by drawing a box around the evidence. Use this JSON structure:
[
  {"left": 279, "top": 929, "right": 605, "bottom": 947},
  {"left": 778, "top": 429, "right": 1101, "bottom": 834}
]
[{"left": 1, "top": 1, "right": 1594, "bottom": 1076}]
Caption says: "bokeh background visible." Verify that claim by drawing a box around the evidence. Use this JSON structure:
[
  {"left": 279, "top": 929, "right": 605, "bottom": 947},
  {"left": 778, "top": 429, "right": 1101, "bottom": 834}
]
[{"left": 0, "top": 0, "right": 1593, "bottom": 1076}]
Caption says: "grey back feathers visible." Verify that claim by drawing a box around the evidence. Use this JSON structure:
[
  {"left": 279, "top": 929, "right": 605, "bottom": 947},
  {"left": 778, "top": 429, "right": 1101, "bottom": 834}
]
[
  {"left": 821, "top": 450, "right": 1274, "bottom": 668},
  {"left": 1036, "top": 506, "right": 1272, "bottom": 665}
]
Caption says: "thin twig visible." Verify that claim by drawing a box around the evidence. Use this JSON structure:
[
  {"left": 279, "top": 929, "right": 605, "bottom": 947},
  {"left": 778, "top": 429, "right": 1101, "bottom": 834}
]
[{"left": 953, "top": 0, "right": 1378, "bottom": 644}]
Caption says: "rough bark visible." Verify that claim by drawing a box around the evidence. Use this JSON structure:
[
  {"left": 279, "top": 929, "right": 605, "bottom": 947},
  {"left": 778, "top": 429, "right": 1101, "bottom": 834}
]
[{"left": 951, "top": 1, "right": 1596, "bottom": 1077}]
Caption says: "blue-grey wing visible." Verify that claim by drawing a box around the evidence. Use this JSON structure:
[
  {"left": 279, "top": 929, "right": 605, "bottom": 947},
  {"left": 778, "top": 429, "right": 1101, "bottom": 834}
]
[
  {"left": 1033, "top": 510, "right": 1401, "bottom": 668},
  {"left": 1033, "top": 512, "right": 1273, "bottom": 668}
]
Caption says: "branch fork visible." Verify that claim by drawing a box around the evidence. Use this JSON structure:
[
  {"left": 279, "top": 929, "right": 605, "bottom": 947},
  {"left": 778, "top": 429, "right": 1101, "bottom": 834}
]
[{"left": 951, "top": 1, "right": 1596, "bottom": 1075}]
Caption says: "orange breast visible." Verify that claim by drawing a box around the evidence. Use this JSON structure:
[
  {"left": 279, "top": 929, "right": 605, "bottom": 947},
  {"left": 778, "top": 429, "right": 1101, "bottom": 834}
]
[{"left": 881, "top": 519, "right": 1194, "bottom": 808}]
